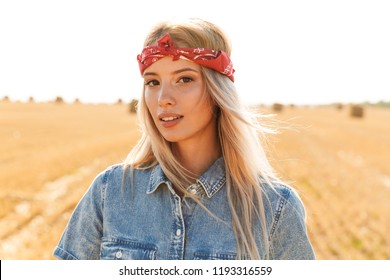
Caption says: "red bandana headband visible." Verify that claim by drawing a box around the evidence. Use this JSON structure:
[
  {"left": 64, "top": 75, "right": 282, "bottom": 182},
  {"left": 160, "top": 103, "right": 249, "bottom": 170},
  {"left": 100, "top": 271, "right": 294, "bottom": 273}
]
[{"left": 137, "top": 34, "right": 235, "bottom": 82}]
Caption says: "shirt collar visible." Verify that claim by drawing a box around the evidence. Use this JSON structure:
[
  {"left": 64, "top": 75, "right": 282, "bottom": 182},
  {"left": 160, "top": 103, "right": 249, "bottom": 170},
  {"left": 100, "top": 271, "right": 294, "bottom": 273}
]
[{"left": 147, "top": 157, "right": 226, "bottom": 198}]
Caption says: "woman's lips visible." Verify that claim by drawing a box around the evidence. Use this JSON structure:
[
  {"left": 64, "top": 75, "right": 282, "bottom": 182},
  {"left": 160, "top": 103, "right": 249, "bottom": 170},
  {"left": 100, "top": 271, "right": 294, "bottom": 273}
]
[{"left": 158, "top": 113, "right": 184, "bottom": 128}]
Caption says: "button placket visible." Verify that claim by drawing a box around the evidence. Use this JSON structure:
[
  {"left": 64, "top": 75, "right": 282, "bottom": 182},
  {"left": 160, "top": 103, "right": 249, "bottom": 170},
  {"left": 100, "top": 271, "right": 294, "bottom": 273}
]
[
  {"left": 167, "top": 182, "right": 186, "bottom": 259},
  {"left": 174, "top": 195, "right": 184, "bottom": 240}
]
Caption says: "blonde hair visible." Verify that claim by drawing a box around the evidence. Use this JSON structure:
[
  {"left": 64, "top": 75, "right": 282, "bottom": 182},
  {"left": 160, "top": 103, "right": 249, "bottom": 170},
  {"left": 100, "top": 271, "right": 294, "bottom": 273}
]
[{"left": 125, "top": 18, "right": 279, "bottom": 259}]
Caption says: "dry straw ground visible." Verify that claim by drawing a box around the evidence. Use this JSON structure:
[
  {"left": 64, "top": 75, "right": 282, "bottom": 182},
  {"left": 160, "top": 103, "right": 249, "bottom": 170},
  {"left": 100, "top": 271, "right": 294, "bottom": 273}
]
[{"left": 0, "top": 101, "right": 389, "bottom": 259}]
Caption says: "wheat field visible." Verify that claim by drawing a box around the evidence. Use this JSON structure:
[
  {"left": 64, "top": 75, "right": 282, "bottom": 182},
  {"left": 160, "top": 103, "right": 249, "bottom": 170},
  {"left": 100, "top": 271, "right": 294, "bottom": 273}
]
[{"left": 0, "top": 101, "right": 389, "bottom": 259}]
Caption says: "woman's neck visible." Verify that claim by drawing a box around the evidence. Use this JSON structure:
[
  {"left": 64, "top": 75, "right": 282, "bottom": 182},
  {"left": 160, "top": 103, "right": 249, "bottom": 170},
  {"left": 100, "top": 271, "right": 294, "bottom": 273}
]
[{"left": 172, "top": 138, "right": 221, "bottom": 179}]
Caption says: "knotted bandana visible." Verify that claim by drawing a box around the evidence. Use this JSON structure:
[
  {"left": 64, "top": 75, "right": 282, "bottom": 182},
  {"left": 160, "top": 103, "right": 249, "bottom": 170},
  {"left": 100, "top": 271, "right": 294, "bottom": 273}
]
[{"left": 137, "top": 34, "right": 235, "bottom": 82}]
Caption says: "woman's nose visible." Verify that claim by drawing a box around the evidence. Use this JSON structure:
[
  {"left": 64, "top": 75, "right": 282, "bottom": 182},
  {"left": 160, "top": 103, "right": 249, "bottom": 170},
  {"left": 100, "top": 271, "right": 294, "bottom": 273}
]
[{"left": 158, "top": 83, "right": 176, "bottom": 107}]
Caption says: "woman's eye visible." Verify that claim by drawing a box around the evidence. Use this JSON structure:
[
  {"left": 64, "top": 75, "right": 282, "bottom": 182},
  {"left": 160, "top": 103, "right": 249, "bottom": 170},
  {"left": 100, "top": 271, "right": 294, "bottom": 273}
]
[
  {"left": 178, "top": 77, "right": 193, "bottom": 84},
  {"left": 145, "top": 80, "right": 159, "bottom": 87}
]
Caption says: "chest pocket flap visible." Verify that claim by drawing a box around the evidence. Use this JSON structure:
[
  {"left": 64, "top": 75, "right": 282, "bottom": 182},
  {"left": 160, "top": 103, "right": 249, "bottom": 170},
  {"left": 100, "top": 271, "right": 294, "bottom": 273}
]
[
  {"left": 193, "top": 251, "right": 236, "bottom": 260},
  {"left": 100, "top": 238, "right": 157, "bottom": 260}
]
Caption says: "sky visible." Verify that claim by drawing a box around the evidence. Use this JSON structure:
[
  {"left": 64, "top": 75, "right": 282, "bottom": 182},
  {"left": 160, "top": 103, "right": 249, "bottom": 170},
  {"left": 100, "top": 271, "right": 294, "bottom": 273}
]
[{"left": 0, "top": 0, "right": 389, "bottom": 105}]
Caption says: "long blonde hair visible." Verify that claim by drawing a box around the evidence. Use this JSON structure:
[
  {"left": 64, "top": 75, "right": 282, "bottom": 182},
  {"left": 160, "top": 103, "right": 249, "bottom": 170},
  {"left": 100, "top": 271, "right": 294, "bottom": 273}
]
[{"left": 125, "top": 18, "right": 279, "bottom": 259}]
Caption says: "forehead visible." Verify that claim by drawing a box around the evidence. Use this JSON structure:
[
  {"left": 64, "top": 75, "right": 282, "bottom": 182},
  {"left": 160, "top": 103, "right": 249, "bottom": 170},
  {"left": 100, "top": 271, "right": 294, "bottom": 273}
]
[{"left": 144, "top": 56, "right": 201, "bottom": 74}]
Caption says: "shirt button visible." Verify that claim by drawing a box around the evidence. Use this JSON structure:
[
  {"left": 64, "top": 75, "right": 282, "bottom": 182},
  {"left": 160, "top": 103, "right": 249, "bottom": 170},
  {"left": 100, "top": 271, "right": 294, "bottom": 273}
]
[
  {"left": 176, "top": 229, "right": 182, "bottom": 236},
  {"left": 190, "top": 188, "right": 197, "bottom": 194},
  {"left": 116, "top": 251, "right": 122, "bottom": 259}
]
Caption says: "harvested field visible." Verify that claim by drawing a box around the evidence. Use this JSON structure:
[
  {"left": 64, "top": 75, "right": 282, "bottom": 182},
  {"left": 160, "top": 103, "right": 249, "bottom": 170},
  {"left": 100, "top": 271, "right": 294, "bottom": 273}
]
[
  {"left": 0, "top": 102, "right": 140, "bottom": 259},
  {"left": 0, "top": 102, "right": 389, "bottom": 259}
]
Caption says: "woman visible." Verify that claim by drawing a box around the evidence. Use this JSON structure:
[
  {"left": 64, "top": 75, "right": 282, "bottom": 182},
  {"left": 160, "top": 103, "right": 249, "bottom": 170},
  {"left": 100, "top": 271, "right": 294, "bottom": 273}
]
[{"left": 54, "top": 18, "right": 315, "bottom": 260}]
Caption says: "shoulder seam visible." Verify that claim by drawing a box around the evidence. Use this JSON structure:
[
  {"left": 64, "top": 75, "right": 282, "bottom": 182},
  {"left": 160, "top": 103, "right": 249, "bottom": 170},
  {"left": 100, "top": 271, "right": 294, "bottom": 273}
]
[
  {"left": 269, "top": 186, "right": 291, "bottom": 237},
  {"left": 100, "top": 165, "right": 122, "bottom": 211}
]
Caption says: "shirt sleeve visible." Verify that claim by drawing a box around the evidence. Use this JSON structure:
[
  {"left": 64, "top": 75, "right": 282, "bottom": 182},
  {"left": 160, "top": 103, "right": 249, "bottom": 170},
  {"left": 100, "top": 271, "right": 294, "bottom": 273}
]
[
  {"left": 269, "top": 187, "right": 316, "bottom": 260},
  {"left": 53, "top": 170, "right": 107, "bottom": 260}
]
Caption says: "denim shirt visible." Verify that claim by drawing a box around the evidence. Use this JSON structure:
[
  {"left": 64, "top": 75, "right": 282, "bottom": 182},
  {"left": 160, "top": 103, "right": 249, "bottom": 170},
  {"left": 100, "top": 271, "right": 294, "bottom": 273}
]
[{"left": 53, "top": 158, "right": 315, "bottom": 260}]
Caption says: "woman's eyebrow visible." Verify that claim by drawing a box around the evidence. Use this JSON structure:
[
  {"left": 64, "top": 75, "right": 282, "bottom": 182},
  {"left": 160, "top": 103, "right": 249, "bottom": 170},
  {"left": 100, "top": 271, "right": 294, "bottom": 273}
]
[
  {"left": 143, "top": 71, "right": 157, "bottom": 77},
  {"left": 143, "top": 67, "right": 199, "bottom": 77},
  {"left": 172, "top": 67, "right": 199, "bottom": 75}
]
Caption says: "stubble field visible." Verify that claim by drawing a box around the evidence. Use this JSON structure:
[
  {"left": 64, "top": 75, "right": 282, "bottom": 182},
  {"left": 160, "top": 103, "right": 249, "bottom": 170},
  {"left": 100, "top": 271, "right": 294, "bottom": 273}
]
[{"left": 0, "top": 101, "right": 389, "bottom": 259}]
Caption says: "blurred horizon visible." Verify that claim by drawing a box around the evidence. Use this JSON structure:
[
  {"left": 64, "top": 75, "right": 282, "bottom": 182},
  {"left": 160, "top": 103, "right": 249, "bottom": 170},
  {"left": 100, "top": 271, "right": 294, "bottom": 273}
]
[{"left": 1, "top": 93, "right": 389, "bottom": 107}]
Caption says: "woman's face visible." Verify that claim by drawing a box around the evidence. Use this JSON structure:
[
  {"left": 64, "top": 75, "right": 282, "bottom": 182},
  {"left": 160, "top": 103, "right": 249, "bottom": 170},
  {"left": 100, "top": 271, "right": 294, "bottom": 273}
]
[{"left": 143, "top": 57, "right": 217, "bottom": 146}]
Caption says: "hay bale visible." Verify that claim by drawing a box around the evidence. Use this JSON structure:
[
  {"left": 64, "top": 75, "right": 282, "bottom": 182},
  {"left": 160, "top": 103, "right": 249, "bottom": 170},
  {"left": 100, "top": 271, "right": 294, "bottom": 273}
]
[
  {"left": 272, "top": 103, "right": 283, "bottom": 112},
  {"left": 350, "top": 105, "right": 364, "bottom": 118},
  {"left": 335, "top": 103, "right": 343, "bottom": 110},
  {"left": 128, "top": 99, "right": 138, "bottom": 114},
  {"left": 1, "top": 96, "right": 10, "bottom": 102},
  {"left": 54, "top": 96, "right": 64, "bottom": 104}
]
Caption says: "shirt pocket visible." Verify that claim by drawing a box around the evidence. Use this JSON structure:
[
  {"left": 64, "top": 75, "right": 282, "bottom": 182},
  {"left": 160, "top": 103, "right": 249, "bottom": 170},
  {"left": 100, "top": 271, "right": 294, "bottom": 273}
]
[
  {"left": 193, "top": 251, "right": 236, "bottom": 260},
  {"left": 100, "top": 238, "right": 157, "bottom": 260}
]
